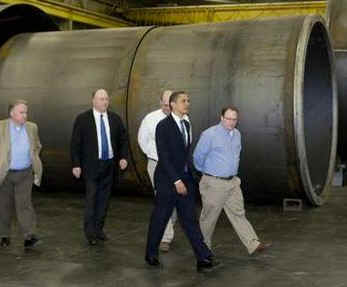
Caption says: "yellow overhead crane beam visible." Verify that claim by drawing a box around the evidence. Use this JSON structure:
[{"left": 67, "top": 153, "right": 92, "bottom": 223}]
[
  {"left": 124, "top": 1, "right": 327, "bottom": 26},
  {"left": 0, "top": 0, "right": 133, "bottom": 27}
]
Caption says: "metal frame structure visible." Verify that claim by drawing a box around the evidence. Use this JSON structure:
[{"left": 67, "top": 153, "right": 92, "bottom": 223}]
[
  {"left": 124, "top": 1, "right": 327, "bottom": 25},
  {"left": 0, "top": 0, "right": 132, "bottom": 27}
]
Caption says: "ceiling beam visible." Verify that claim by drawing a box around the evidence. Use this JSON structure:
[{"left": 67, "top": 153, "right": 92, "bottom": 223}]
[
  {"left": 0, "top": 0, "right": 133, "bottom": 27},
  {"left": 124, "top": 1, "right": 327, "bottom": 25}
]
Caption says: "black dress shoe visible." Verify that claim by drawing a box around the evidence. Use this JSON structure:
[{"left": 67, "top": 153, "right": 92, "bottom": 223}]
[
  {"left": 0, "top": 237, "right": 10, "bottom": 247},
  {"left": 145, "top": 256, "right": 160, "bottom": 266},
  {"left": 24, "top": 235, "right": 41, "bottom": 248},
  {"left": 197, "top": 257, "right": 220, "bottom": 273},
  {"left": 96, "top": 233, "right": 109, "bottom": 241},
  {"left": 88, "top": 239, "right": 97, "bottom": 246}
]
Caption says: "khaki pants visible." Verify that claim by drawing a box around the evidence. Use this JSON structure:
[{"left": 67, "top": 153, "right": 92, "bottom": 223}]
[
  {"left": 199, "top": 175, "right": 259, "bottom": 254},
  {"left": 0, "top": 168, "right": 36, "bottom": 239},
  {"left": 147, "top": 159, "right": 176, "bottom": 243}
]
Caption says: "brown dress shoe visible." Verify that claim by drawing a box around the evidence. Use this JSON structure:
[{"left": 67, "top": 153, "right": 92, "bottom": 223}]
[
  {"left": 252, "top": 242, "right": 272, "bottom": 255},
  {"left": 159, "top": 242, "right": 170, "bottom": 252}
]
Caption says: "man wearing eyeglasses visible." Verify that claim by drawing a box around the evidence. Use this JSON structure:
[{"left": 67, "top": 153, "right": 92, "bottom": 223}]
[{"left": 193, "top": 106, "right": 271, "bottom": 255}]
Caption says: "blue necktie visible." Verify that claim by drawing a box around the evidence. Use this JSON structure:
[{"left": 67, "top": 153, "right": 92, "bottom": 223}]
[{"left": 100, "top": 114, "right": 109, "bottom": 160}]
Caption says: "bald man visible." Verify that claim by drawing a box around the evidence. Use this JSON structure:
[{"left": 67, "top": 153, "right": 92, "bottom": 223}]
[{"left": 71, "top": 89, "right": 128, "bottom": 245}]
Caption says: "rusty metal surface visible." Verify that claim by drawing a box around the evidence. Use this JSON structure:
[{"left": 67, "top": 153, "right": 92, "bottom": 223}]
[
  {"left": 327, "top": 0, "right": 347, "bottom": 161},
  {"left": 0, "top": 27, "right": 153, "bottom": 189},
  {"left": 0, "top": 12, "right": 337, "bottom": 204},
  {"left": 0, "top": 4, "right": 58, "bottom": 47},
  {"left": 127, "top": 16, "right": 337, "bottom": 205},
  {"left": 326, "top": 0, "right": 347, "bottom": 49},
  {"left": 334, "top": 51, "right": 347, "bottom": 160}
]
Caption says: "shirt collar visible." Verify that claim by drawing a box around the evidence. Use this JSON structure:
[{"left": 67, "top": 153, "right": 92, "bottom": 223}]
[
  {"left": 10, "top": 119, "right": 24, "bottom": 131},
  {"left": 159, "top": 109, "right": 167, "bottom": 117},
  {"left": 171, "top": 112, "right": 189, "bottom": 122},
  {"left": 93, "top": 108, "right": 107, "bottom": 118},
  {"left": 218, "top": 122, "right": 234, "bottom": 135}
]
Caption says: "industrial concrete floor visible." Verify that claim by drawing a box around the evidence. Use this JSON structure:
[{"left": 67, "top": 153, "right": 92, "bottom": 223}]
[{"left": 1, "top": 187, "right": 347, "bottom": 287}]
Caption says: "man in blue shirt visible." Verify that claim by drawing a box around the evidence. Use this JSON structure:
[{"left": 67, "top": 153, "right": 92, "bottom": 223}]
[
  {"left": 193, "top": 106, "right": 270, "bottom": 255},
  {"left": 0, "top": 100, "right": 43, "bottom": 249}
]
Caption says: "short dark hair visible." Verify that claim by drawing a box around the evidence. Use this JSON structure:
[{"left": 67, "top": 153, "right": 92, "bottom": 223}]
[
  {"left": 8, "top": 99, "right": 28, "bottom": 115},
  {"left": 221, "top": 106, "right": 239, "bottom": 117},
  {"left": 169, "top": 91, "right": 186, "bottom": 110}
]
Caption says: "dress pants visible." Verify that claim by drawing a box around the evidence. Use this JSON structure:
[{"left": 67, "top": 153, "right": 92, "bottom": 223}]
[
  {"left": 147, "top": 159, "right": 176, "bottom": 243},
  {"left": 84, "top": 159, "right": 114, "bottom": 240},
  {"left": 199, "top": 175, "right": 260, "bottom": 254},
  {"left": 146, "top": 173, "right": 212, "bottom": 261},
  {"left": 0, "top": 167, "right": 36, "bottom": 239}
]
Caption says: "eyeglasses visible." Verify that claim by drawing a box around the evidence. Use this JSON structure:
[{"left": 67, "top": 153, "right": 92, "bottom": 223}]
[{"left": 223, "top": 117, "right": 238, "bottom": 121}]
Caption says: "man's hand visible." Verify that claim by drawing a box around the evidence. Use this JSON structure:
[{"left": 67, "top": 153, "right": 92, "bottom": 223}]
[
  {"left": 72, "top": 167, "right": 82, "bottom": 178},
  {"left": 33, "top": 175, "right": 40, "bottom": 187},
  {"left": 174, "top": 180, "right": 187, "bottom": 196},
  {"left": 119, "top": 159, "right": 128, "bottom": 170}
]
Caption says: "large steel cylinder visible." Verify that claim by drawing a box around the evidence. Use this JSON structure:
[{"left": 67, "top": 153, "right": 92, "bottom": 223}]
[
  {"left": 0, "top": 4, "right": 58, "bottom": 47},
  {"left": 0, "top": 10, "right": 337, "bottom": 205},
  {"left": 0, "top": 27, "right": 153, "bottom": 189},
  {"left": 127, "top": 16, "right": 337, "bottom": 205},
  {"left": 327, "top": 0, "right": 347, "bottom": 161}
]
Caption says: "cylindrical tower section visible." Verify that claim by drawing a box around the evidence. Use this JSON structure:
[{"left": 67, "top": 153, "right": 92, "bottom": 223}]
[
  {"left": 0, "top": 4, "right": 58, "bottom": 47},
  {"left": 327, "top": 0, "right": 347, "bottom": 161},
  {"left": 128, "top": 15, "right": 337, "bottom": 205},
  {"left": 0, "top": 27, "right": 153, "bottom": 189}
]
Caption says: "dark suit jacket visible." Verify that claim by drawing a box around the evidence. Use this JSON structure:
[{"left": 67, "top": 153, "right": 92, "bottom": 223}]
[
  {"left": 154, "top": 114, "right": 191, "bottom": 188},
  {"left": 70, "top": 109, "right": 128, "bottom": 178}
]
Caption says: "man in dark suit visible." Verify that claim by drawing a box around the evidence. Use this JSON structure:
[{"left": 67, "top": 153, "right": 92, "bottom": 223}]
[
  {"left": 71, "top": 88, "right": 128, "bottom": 245},
  {"left": 145, "top": 91, "right": 219, "bottom": 273}
]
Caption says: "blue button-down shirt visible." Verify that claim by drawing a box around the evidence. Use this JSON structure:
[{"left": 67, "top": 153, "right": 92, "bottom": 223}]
[
  {"left": 9, "top": 121, "right": 32, "bottom": 170},
  {"left": 193, "top": 123, "right": 241, "bottom": 177}
]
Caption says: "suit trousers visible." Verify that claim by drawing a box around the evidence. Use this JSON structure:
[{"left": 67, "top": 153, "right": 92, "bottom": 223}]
[
  {"left": 199, "top": 175, "right": 260, "bottom": 254},
  {"left": 147, "top": 159, "right": 176, "bottom": 243},
  {"left": 0, "top": 167, "right": 36, "bottom": 239},
  {"left": 84, "top": 159, "right": 114, "bottom": 240},
  {"left": 146, "top": 173, "right": 212, "bottom": 261}
]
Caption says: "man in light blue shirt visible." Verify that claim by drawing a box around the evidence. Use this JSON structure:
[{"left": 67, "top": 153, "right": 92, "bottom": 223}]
[
  {"left": 194, "top": 106, "right": 270, "bottom": 255},
  {"left": 9, "top": 120, "right": 32, "bottom": 170},
  {"left": 0, "top": 99, "right": 43, "bottom": 249}
]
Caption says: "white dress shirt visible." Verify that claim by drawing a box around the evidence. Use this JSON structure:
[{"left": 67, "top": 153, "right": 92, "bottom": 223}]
[
  {"left": 171, "top": 112, "right": 192, "bottom": 145},
  {"left": 93, "top": 108, "right": 114, "bottom": 160},
  {"left": 138, "top": 109, "right": 167, "bottom": 161},
  {"left": 137, "top": 109, "right": 191, "bottom": 161}
]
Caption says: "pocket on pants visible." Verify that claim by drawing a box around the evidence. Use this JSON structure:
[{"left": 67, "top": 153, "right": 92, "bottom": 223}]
[
  {"left": 233, "top": 176, "right": 241, "bottom": 186},
  {"left": 199, "top": 175, "right": 209, "bottom": 194}
]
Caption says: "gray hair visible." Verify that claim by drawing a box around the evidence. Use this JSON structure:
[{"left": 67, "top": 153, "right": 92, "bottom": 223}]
[{"left": 8, "top": 99, "right": 28, "bottom": 115}]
